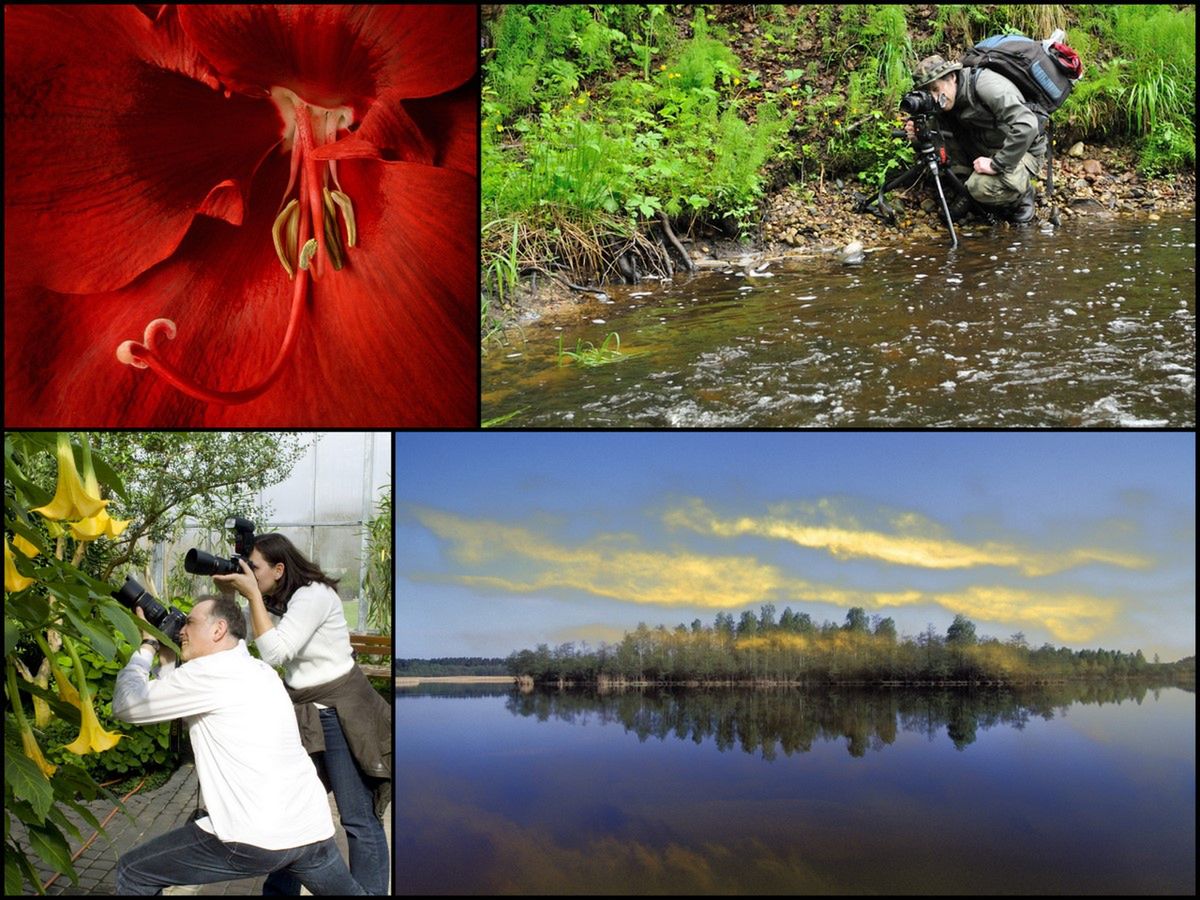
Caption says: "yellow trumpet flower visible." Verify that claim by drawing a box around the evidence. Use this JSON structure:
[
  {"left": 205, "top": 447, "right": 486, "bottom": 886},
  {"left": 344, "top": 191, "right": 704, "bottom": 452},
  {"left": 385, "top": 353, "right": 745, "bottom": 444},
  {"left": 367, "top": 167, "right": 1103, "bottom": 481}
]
[
  {"left": 32, "top": 433, "right": 107, "bottom": 522},
  {"left": 69, "top": 438, "right": 130, "bottom": 541},
  {"left": 35, "top": 633, "right": 82, "bottom": 711},
  {"left": 22, "top": 721, "right": 58, "bottom": 778},
  {"left": 52, "top": 440, "right": 130, "bottom": 539},
  {"left": 5, "top": 536, "right": 35, "bottom": 592},
  {"left": 12, "top": 532, "right": 41, "bottom": 558},
  {"left": 61, "top": 638, "right": 123, "bottom": 756},
  {"left": 7, "top": 662, "right": 56, "bottom": 779}
]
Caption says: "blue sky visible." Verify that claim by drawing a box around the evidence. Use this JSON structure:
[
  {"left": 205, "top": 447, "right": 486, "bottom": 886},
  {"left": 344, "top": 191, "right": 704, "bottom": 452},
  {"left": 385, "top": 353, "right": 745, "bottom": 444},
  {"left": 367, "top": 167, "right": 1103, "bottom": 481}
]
[{"left": 395, "top": 433, "right": 1195, "bottom": 663}]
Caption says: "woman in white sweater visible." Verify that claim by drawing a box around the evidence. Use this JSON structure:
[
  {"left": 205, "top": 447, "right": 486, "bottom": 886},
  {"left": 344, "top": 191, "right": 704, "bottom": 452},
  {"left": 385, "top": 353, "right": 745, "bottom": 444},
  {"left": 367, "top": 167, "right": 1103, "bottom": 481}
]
[{"left": 214, "top": 533, "right": 389, "bottom": 896}]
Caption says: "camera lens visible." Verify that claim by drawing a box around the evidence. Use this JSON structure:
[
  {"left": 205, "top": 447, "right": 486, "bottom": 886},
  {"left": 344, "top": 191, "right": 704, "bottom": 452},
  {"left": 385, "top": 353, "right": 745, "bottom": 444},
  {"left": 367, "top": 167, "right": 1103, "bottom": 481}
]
[
  {"left": 184, "top": 549, "right": 240, "bottom": 577},
  {"left": 112, "top": 576, "right": 185, "bottom": 644},
  {"left": 900, "top": 90, "right": 937, "bottom": 116}
]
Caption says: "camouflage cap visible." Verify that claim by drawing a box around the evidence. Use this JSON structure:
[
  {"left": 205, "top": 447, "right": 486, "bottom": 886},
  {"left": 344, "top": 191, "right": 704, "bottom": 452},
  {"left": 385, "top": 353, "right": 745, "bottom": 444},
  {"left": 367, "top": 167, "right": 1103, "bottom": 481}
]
[{"left": 912, "top": 54, "right": 962, "bottom": 89}]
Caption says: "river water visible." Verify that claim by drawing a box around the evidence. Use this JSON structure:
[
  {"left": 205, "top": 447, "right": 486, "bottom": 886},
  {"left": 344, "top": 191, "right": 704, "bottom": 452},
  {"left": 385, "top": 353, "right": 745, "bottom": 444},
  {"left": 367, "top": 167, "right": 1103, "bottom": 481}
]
[
  {"left": 395, "top": 683, "right": 1195, "bottom": 894},
  {"left": 482, "top": 213, "right": 1195, "bottom": 426}
]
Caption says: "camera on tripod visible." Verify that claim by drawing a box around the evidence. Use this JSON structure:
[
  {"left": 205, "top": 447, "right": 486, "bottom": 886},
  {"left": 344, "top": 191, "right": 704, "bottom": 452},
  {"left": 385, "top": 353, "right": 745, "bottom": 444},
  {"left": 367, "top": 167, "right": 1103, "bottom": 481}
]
[
  {"left": 899, "top": 89, "right": 939, "bottom": 117},
  {"left": 894, "top": 91, "right": 946, "bottom": 162},
  {"left": 112, "top": 576, "right": 187, "bottom": 645},
  {"left": 184, "top": 517, "right": 257, "bottom": 577}
]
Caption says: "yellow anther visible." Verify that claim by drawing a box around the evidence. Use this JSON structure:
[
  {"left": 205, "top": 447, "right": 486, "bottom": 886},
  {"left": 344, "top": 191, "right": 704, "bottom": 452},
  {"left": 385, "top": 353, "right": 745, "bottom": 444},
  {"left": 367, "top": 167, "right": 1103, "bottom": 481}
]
[
  {"left": 329, "top": 189, "right": 357, "bottom": 248},
  {"left": 271, "top": 199, "right": 300, "bottom": 278},
  {"left": 298, "top": 238, "right": 319, "bottom": 270}
]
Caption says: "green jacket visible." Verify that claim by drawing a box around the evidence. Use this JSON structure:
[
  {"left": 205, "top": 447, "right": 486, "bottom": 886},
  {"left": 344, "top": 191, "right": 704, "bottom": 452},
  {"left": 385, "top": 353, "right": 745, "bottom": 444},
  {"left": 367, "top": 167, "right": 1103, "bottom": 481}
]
[{"left": 947, "top": 66, "right": 1047, "bottom": 175}]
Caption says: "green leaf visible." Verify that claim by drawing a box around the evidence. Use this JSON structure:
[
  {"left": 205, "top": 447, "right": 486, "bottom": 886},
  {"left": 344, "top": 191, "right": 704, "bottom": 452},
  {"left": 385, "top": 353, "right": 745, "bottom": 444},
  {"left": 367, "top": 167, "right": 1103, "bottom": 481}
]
[
  {"left": 4, "top": 752, "right": 55, "bottom": 824},
  {"left": 98, "top": 600, "right": 141, "bottom": 650},
  {"left": 61, "top": 604, "right": 116, "bottom": 661},
  {"left": 27, "top": 821, "right": 77, "bottom": 883},
  {"left": 88, "top": 450, "right": 128, "bottom": 502}
]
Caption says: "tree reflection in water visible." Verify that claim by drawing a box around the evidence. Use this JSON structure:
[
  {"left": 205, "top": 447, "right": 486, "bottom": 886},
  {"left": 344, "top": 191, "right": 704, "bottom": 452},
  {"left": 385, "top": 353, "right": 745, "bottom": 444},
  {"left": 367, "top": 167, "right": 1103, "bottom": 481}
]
[{"left": 502, "top": 683, "right": 1178, "bottom": 756}]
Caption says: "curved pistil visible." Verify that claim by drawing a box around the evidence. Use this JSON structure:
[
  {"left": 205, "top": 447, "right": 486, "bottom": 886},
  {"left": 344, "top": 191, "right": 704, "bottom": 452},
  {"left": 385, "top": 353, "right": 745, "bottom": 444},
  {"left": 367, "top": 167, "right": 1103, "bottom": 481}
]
[{"left": 115, "top": 90, "right": 357, "bottom": 406}]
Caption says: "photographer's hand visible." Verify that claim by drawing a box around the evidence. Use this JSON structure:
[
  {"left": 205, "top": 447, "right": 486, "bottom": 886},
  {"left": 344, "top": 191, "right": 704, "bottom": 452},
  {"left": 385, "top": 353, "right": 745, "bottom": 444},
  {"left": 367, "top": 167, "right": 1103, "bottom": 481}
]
[
  {"left": 904, "top": 119, "right": 916, "bottom": 142},
  {"left": 215, "top": 558, "right": 276, "bottom": 639},
  {"left": 973, "top": 156, "right": 998, "bottom": 175},
  {"left": 212, "top": 558, "right": 261, "bottom": 604},
  {"left": 133, "top": 608, "right": 176, "bottom": 665}
]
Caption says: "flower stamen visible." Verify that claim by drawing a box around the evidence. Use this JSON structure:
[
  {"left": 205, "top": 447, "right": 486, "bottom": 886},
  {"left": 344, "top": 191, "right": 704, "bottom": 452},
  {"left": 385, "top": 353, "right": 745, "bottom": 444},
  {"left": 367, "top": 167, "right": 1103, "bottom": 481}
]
[{"left": 115, "top": 87, "right": 357, "bottom": 406}]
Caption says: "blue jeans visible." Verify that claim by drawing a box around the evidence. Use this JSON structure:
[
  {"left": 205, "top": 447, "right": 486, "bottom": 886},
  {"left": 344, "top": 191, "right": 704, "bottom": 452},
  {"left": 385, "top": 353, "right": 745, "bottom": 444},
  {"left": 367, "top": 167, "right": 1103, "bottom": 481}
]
[
  {"left": 116, "top": 820, "right": 364, "bottom": 895},
  {"left": 264, "top": 708, "right": 390, "bottom": 895}
]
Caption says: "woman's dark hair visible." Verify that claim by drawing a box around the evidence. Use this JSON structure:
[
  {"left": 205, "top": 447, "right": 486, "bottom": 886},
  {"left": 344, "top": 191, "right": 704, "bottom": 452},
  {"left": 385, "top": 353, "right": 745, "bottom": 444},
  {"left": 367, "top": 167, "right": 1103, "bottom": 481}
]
[{"left": 253, "top": 533, "right": 340, "bottom": 603}]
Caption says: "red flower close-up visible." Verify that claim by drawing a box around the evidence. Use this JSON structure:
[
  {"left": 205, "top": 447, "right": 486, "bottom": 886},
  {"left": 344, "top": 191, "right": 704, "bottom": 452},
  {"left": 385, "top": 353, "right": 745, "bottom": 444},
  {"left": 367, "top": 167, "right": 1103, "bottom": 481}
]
[{"left": 4, "top": 4, "right": 478, "bottom": 426}]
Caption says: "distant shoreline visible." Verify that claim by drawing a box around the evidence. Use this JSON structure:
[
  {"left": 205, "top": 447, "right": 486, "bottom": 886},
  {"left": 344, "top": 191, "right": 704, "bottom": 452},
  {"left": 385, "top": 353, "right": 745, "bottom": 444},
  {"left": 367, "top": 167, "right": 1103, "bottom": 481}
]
[{"left": 395, "top": 675, "right": 515, "bottom": 686}]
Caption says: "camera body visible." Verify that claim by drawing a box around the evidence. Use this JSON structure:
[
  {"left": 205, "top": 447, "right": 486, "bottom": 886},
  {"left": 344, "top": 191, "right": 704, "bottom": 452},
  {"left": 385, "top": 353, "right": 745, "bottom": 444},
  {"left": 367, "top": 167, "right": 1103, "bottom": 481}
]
[
  {"left": 895, "top": 91, "right": 949, "bottom": 169},
  {"left": 900, "top": 89, "right": 939, "bottom": 117},
  {"left": 184, "top": 516, "right": 257, "bottom": 578},
  {"left": 113, "top": 575, "right": 187, "bottom": 645}
]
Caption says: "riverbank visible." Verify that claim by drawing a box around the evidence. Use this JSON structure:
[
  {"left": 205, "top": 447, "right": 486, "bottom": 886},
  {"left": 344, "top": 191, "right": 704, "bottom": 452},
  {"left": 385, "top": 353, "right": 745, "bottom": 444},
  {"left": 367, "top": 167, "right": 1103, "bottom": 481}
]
[
  {"left": 493, "top": 166, "right": 1195, "bottom": 329},
  {"left": 395, "top": 675, "right": 516, "bottom": 687},
  {"left": 482, "top": 5, "right": 1195, "bottom": 334}
]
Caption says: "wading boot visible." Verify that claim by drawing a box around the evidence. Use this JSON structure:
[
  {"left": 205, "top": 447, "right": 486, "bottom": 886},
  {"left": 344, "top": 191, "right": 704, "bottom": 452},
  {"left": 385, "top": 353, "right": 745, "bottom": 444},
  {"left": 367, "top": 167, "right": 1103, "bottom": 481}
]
[{"left": 1006, "top": 185, "right": 1036, "bottom": 224}]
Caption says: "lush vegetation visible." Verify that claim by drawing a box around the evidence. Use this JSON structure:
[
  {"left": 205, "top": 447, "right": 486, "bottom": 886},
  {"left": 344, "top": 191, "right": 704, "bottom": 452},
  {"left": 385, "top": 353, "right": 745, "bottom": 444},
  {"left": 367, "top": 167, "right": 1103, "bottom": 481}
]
[
  {"left": 506, "top": 604, "right": 1189, "bottom": 685},
  {"left": 482, "top": 4, "right": 1196, "bottom": 321},
  {"left": 396, "top": 657, "right": 511, "bottom": 677},
  {"left": 5, "top": 432, "right": 303, "bottom": 893}
]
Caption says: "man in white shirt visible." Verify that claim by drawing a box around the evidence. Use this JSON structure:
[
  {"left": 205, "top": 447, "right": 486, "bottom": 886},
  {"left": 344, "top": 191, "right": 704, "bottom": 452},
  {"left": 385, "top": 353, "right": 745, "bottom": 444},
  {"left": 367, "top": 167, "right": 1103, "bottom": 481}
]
[{"left": 112, "top": 594, "right": 364, "bottom": 895}]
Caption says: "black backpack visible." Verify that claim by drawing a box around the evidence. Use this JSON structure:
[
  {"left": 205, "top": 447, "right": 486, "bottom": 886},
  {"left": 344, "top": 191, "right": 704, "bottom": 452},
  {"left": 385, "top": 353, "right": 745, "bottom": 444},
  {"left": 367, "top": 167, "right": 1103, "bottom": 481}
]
[{"left": 961, "top": 33, "right": 1083, "bottom": 115}]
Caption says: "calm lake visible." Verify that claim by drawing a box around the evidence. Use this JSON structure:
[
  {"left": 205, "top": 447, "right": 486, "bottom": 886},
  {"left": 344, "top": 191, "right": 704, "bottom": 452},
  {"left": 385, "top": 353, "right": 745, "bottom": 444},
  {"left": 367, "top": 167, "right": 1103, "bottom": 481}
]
[{"left": 396, "top": 684, "right": 1195, "bottom": 894}]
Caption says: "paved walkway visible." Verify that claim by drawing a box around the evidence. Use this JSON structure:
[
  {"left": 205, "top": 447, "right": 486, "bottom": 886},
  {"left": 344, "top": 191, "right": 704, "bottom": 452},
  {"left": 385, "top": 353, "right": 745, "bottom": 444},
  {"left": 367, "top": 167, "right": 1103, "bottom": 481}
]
[{"left": 14, "top": 763, "right": 391, "bottom": 895}]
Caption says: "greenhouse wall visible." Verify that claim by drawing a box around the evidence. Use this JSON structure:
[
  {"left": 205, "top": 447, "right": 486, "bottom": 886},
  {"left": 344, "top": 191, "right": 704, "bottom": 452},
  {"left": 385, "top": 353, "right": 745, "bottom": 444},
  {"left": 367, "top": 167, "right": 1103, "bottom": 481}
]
[{"left": 154, "top": 432, "right": 391, "bottom": 632}]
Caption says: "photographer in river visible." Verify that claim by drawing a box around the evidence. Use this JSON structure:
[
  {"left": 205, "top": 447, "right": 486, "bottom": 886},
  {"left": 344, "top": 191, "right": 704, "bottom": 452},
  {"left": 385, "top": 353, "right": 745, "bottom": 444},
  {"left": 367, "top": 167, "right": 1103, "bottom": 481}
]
[
  {"left": 112, "top": 596, "right": 365, "bottom": 895},
  {"left": 211, "top": 532, "right": 390, "bottom": 896},
  {"left": 902, "top": 54, "right": 1045, "bottom": 224}
]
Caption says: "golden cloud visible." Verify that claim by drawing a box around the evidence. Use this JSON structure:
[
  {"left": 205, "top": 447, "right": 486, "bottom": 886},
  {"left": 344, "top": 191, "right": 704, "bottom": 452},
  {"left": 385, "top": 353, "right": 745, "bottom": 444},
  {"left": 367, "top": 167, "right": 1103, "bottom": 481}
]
[
  {"left": 663, "top": 498, "right": 1150, "bottom": 576},
  {"left": 411, "top": 506, "right": 1126, "bottom": 642},
  {"left": 415, "top": 507, "right": 789, "bottom": 608}
]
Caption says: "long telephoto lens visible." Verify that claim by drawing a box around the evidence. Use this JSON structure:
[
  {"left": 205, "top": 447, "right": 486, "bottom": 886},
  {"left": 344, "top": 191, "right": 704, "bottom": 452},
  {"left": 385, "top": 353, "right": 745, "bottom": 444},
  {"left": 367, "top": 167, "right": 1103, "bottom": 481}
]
[
  {"left": 112, "top": 575, "right": 186, "bottom": 644},
  {"left": 184, "top": 549, "right": 241, "bottom": 577}
]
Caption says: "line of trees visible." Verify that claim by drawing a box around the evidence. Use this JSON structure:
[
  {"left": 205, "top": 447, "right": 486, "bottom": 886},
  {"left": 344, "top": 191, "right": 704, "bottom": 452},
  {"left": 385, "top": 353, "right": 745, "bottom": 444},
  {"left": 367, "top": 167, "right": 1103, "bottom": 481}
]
[
  {"left": 506, "top": 605, "right": 1183, "bottom": 685},
  {"left": 396, "top": 657, "right": 509, "bottom": 676}
]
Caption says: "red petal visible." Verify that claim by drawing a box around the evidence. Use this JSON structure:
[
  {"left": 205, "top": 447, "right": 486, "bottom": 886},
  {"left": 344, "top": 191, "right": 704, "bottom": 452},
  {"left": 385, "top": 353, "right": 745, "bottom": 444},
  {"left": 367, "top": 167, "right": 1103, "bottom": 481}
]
[
  {"left": 313, "top": 161, "right": 478, "bottom": 426},
  {"left": 312, "top": 78, "right": 478, "bottom": 176},
  {"left": 177, "top": 5, "right": 476, "bottom": 117},
  {"left": 5, "top": 154, "right": 477, "bottom": 427},
  {"left": 4, "top": 5, "right": 282, "bottom": 294}
]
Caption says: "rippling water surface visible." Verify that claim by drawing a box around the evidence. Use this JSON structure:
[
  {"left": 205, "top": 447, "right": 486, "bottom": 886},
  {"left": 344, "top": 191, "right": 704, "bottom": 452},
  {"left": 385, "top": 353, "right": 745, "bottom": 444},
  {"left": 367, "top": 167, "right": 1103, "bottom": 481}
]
[{"left": 483, "top": 214, "right": 1195, "bottom": 426}]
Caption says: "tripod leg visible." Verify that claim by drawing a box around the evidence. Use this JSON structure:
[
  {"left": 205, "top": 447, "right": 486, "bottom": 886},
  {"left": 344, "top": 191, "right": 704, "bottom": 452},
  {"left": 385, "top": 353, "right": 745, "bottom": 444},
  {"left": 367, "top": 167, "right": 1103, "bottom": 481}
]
[{"left": 932, "top": 171, "right": 959, "bottom": 249}]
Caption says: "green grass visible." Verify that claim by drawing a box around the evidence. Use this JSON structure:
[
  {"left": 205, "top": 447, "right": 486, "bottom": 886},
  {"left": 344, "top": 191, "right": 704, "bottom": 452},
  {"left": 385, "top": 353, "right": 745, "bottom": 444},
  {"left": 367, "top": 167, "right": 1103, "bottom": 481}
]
[{"left": 557, "top": 332, "right": 637, "bottom": 368}]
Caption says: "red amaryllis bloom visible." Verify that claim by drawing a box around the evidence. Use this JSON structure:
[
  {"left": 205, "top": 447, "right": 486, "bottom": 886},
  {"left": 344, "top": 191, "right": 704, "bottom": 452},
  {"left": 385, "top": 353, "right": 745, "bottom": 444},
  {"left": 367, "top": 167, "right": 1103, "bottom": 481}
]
[{"left": 5, "top": 4, "right": 477, "bottom": 426}]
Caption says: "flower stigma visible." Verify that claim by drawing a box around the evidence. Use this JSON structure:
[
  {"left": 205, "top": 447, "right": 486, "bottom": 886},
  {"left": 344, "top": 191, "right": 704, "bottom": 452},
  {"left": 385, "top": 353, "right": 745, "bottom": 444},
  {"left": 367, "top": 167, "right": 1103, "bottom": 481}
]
[{"left": 115, "top": 87, "right": 358, "bottom": 405}]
